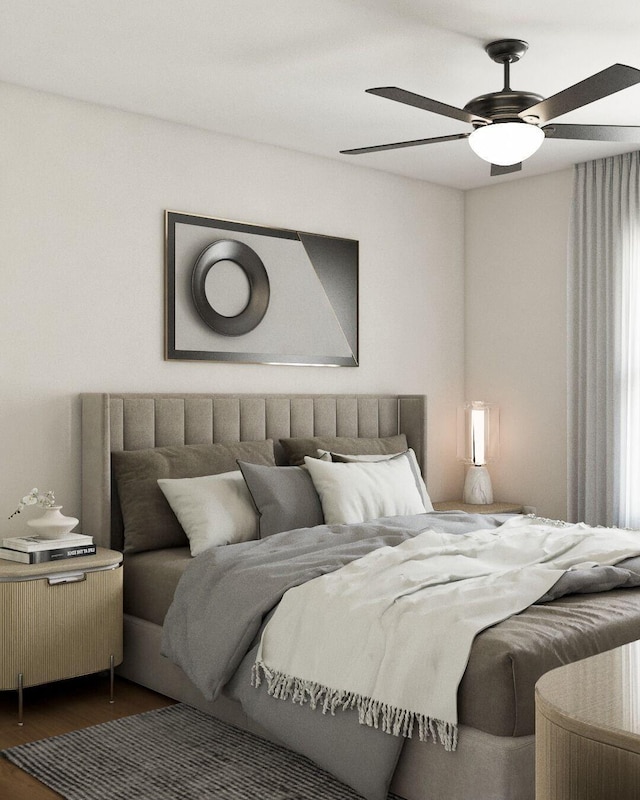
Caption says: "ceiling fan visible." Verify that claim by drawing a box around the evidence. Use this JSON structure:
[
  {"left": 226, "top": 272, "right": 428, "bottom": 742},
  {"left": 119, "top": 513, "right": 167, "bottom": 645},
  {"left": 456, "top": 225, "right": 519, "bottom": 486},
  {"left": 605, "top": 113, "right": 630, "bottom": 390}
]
[{"left": 340, "top": 39, "right": 640, "bottom": 176}]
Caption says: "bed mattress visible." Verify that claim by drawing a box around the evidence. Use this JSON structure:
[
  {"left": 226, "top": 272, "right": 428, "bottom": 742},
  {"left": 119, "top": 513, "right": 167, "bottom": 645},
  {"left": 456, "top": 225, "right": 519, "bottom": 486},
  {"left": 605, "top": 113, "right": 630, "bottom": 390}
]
[
  {"left": 459, "top": 587, "right": 640, "bottom": 735},
  {"left": 124, "top": 547, "right": 640, "bottom": 738},
  {"left": 124, "top": 547, "right": 190, "bottom": 626}
]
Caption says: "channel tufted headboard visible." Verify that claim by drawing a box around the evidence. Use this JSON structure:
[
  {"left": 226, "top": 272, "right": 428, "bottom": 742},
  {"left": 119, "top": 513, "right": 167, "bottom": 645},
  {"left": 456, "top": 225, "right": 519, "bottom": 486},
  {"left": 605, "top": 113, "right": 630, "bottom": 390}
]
[{"left": 81, "top": 393, "right": 427, "bottom": 549}]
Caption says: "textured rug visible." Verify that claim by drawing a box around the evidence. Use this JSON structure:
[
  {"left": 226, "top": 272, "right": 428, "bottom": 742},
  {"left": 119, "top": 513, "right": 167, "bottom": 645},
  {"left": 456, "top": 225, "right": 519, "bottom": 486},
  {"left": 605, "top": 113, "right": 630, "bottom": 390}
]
[{"left": 2, "top": 703, "right": 402, "bottom": 799}]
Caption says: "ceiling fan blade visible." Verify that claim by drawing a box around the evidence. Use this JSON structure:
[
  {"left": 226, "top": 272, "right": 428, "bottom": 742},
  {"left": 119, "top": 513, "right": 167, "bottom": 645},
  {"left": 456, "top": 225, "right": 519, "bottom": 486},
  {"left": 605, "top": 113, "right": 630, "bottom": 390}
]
[
  {"left": 520, "top": 64, "right": 640, "bottom": 125},
  {"left": 366, "top": 87, "right": 489, "bottom": 124},
  {"left": 543, "top": 123, "right": 640, "bottom": 142},
  {"left": 490, "top": 162, "right": 522, "bottom": 177},
  {"left": 340, "top": 132, "right": 469, "bottom": 155}
]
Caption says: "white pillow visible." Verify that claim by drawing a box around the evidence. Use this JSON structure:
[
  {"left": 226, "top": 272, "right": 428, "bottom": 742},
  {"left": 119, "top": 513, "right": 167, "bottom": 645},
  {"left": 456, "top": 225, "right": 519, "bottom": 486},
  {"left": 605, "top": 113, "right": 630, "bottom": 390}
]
[
  {"left": 158, "top": 471, "right": 258, "bottom": 556},
  {"left": 317, "top": 447, "right": 433, "bottom": 512},
  {"left": 304, "top": 453, "right": 427, "bottom": 525}
]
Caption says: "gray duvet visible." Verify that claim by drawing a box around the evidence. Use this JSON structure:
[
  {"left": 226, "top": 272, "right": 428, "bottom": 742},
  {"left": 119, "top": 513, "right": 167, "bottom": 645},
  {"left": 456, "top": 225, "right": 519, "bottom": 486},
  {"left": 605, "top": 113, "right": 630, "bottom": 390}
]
[{"left": 161, "top": 512, "right": 640, "bottom": 800}]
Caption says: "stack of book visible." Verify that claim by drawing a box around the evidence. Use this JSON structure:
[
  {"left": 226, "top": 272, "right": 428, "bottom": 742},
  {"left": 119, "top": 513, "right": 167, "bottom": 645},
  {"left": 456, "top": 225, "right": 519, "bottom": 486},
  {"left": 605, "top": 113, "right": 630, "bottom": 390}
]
[{"left": 0, "top": 532, "right": 96, "bottom": 564}]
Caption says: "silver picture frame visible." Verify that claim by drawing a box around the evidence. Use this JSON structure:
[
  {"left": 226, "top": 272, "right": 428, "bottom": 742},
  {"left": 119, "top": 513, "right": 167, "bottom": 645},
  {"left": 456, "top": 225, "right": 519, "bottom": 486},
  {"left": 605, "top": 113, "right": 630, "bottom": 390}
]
[{"left": 165, "top": 211, "right": 359, "bottom": 366}]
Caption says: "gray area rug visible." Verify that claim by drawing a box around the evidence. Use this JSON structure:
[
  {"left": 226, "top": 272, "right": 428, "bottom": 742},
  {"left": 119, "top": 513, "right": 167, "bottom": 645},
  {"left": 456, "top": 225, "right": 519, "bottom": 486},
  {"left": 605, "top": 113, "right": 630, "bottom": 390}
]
[{"left": 2, "top": 703, "right": 402, "bottom": 799}]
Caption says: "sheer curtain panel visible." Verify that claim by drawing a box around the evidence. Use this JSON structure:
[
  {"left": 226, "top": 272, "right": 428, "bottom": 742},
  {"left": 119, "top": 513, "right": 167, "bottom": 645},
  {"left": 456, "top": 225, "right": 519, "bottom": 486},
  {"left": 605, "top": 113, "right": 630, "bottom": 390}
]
[{"left": 568, "top": 151, "right": 640, "bottom": 527}]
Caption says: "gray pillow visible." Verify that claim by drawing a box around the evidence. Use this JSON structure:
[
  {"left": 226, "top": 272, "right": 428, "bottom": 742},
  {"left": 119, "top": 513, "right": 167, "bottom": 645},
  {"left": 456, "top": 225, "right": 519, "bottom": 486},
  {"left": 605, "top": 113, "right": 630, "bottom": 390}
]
[
  {"left": 112, "top": 440, "right": 276, "bottom": 553},
  {"left": 279, "top": 434, "right": 408, "bottom": 467},
  {"left": 237, "top": 461, "right": 324, "bottom": 538}
]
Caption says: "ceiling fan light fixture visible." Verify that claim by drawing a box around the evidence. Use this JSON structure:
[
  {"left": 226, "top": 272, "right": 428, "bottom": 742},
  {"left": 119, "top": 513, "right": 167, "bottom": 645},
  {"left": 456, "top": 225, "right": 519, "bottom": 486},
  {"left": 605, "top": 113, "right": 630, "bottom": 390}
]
[
  {"left": 468, "top": 121, "right": 544, "bottom": 166},
  {"left": 342, "top": 41, "right": 640, "bottom": 177}
]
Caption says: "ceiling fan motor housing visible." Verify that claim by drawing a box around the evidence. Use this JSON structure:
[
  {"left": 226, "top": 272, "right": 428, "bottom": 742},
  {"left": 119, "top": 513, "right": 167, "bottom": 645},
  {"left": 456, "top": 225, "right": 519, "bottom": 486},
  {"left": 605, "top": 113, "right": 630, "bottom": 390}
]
[{"left": 464, "top": 90, "right": 544, "bottom": 125}]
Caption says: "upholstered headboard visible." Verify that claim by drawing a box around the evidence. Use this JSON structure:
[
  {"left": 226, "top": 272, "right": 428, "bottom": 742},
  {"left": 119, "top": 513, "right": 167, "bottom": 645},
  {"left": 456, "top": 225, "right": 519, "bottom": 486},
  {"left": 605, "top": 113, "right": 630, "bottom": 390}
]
[{"left": 81, "top": 393, "right": 427, "bottom": 549}]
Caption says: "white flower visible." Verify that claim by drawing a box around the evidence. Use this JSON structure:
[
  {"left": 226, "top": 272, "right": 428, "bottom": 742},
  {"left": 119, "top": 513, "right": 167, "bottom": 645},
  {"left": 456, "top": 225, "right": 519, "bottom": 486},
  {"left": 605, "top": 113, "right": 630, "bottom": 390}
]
[{"left": 9, "top": 488, "right": 56, "bottom": 519}]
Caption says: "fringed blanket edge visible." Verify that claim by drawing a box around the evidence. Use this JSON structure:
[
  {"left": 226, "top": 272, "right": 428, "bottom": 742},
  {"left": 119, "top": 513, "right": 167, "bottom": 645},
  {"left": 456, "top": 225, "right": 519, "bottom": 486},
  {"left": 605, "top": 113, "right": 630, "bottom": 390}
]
[{"left": 252, "top": 660, "right": 458, "bottom": 751}]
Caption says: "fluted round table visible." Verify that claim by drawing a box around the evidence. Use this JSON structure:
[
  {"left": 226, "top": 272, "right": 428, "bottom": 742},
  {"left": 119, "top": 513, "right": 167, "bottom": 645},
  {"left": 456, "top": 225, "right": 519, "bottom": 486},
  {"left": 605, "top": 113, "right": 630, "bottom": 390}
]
[{"left": 535, "top": 640, "right": 640, "bottom": 799}]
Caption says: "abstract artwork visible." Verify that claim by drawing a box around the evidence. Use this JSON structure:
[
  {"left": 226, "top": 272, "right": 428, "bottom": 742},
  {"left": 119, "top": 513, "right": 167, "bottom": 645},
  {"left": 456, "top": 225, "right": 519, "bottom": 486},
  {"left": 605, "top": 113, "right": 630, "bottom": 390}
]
[{"left": 165, "top": 211, "right": 358, "bottom": 366}]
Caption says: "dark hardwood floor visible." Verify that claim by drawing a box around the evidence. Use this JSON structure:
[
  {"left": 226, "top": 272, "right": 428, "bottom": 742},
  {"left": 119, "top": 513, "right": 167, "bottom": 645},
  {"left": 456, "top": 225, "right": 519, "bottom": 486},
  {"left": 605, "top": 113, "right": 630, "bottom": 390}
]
[{"left": 0, "top": 674, "right": 174, "bottom": 800}]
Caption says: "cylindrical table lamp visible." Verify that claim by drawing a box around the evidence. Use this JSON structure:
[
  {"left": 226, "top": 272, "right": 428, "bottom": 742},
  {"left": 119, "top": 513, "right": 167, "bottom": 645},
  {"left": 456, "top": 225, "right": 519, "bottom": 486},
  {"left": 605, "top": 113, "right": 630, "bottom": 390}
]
[{"left": 457, "top": 401, "right": 500, "bottom": 504}]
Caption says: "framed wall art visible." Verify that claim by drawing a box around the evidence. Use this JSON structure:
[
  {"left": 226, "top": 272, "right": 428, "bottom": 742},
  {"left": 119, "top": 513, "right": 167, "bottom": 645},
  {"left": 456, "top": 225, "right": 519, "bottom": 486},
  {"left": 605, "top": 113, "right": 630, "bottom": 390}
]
[{"left": 165, "top": 211, "right": 359, "bottom": 366}]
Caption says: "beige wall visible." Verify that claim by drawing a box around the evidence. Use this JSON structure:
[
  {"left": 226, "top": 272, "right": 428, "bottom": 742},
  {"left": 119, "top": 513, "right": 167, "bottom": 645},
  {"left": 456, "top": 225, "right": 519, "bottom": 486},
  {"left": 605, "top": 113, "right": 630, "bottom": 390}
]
[
  {"left": 0, "top": 82, "right": 465, "bottom": 537},
  {"left": 464, "top": 170, "right": 574, "bottom": 520}
]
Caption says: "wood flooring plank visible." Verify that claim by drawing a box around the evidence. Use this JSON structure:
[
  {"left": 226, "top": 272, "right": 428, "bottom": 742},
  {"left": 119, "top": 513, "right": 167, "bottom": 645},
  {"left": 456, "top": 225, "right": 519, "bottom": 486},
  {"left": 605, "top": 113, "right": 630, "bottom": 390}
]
[
  {"left": 0, "top": 674, "right": 174, "bottom": 799},
  {"left": 0, "top": 755, "right": 62, "bottom": 800}
]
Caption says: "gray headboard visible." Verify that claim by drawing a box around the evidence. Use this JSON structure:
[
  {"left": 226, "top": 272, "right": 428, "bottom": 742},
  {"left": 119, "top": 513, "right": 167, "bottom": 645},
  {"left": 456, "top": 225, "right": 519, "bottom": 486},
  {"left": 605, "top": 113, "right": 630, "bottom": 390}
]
[{"left": 81, "top": 393, "right": 427, "bottom": 549}]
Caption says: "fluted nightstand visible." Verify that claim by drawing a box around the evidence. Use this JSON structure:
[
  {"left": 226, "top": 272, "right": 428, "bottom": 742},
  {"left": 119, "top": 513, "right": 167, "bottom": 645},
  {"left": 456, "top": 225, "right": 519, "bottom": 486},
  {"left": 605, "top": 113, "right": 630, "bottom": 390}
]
[
  {"left": 0, "top": 547, "right": 123, "bottom": 724},
  {"left": 536, "top": 641, "right": 640, "bottom": 798}
]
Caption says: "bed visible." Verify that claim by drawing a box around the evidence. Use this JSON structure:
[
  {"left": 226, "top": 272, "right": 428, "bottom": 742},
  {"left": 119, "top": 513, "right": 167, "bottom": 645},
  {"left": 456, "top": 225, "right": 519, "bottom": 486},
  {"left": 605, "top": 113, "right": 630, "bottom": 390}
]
[{"left": 80, "top": 392, "right": 640, "bottom": 800}]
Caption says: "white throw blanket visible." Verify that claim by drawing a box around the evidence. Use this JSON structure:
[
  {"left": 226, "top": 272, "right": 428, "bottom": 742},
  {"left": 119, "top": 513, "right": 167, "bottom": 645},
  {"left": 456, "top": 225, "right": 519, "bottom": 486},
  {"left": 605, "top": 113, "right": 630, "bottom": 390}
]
[{"left": 253, "top": 516, "right": 640, "bottom": 749}]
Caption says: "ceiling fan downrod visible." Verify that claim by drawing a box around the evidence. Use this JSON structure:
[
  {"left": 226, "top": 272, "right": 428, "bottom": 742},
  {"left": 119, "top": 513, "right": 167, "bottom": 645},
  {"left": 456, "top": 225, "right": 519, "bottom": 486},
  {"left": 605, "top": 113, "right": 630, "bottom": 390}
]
[
  {"left": 485, "top": 39, "right": 529, "bottom": 91},
  {"left": 463, "top": 40, "right": 543, "bottom": 124}
]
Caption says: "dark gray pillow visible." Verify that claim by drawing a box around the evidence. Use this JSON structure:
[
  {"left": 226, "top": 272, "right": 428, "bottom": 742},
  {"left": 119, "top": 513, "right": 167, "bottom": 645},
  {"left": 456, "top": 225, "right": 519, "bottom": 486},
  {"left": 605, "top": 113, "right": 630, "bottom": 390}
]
[
  {"left": 112, "top": 440, "right": 276, "bottom": 553},
  {"left": 237, "top": 461, "right": 324, "bottom": 538},
  {"left": 279, "top": 434, "right": 408, "bottom": 467}
]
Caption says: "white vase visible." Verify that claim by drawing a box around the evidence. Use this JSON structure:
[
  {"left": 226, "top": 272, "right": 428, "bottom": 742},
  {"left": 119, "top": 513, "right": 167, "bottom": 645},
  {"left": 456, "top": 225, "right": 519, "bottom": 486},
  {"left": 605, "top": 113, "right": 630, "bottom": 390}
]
[{"left": 27, "top": 506, "right": 79, "bottom": 539}]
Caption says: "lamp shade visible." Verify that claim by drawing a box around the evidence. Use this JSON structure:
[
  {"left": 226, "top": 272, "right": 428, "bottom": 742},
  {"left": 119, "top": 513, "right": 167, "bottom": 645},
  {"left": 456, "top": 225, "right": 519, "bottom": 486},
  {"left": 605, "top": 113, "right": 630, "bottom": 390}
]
[
  {"left": 457, "top": 402, "right": 500, "bottom": 466},
  {"left": 468, "top": 122, "right": 544, "bottom": 166}
]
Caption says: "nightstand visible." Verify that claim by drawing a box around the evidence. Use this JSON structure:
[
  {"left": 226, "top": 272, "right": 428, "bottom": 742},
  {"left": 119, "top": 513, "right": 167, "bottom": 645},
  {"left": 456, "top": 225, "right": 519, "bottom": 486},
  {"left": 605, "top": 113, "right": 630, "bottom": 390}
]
[
  {"left": 536, "top": 642, "right": 640, "bottom": 799},
  {"left": 0, "top": 547, "right": 123, "bottom": 724},
  {"left": 432, "top": 501, "right": 524, "bottom": 514}
]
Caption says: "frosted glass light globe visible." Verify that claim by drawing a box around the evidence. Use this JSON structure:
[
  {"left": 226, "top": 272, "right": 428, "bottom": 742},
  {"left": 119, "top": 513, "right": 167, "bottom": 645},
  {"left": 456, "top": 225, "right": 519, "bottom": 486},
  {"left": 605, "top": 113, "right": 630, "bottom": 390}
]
[{"left": 469, "top": 122, "right": 545, "bottom": 166}]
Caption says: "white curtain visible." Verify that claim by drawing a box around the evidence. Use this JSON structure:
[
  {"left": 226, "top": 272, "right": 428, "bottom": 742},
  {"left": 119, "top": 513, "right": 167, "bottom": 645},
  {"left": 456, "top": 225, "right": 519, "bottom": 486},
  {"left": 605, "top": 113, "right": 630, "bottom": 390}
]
[{"left": 568, "top": 151, "right": 640, "bottom": 527}]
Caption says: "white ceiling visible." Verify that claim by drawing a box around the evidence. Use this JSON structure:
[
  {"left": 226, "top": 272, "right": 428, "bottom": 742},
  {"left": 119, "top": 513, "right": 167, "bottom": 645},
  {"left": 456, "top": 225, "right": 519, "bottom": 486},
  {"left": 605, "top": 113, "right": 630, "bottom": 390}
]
[{"left": 3, "top": 0, "right": 640, "bottom": 190}]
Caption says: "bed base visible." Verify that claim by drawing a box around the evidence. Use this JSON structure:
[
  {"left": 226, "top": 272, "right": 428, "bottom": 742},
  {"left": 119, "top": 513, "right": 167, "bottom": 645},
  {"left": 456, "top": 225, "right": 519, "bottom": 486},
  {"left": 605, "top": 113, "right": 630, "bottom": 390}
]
[{"left": 120, "top": 614, "right": 535, "bottom": 800}]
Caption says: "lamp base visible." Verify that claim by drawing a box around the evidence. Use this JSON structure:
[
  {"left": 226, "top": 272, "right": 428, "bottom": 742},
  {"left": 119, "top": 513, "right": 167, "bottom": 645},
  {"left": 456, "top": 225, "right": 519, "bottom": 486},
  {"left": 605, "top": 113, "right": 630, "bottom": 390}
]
[{"left": 463, "top": 465, "right": 494, "bottom": 505}]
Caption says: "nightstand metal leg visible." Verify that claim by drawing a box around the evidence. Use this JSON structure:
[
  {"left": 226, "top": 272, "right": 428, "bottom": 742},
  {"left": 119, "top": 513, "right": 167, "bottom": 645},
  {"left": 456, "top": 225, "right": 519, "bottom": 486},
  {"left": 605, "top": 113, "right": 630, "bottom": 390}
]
[
  {"left": 17, "top": 673, "right": 23, "bottom": 726},
  {"left": 109, "top": 654, "right": 115, "bottom": 703}
]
